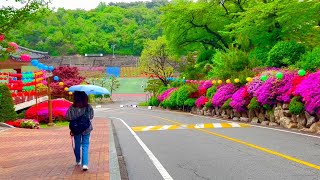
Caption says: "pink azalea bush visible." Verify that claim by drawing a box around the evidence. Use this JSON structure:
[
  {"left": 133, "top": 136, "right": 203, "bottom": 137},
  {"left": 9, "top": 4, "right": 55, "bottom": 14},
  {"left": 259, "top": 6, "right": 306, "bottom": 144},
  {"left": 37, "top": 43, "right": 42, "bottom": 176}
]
[
  {"left": 195, "top": 96, "right": 209, "bottom": 108},
  {"left": 158, "top": 88, "right": 177, "bottom": 102},
  {"left": 254, "top": 77, "right": 278, "bottom": 106},
  {"left": 247, "top": 77, "right": 263, "bottom": 96},
  {"left": 230, "top": 86, "right": 251, "bottom": 112},
  {"left": 212, "top": 84, "right": 237, "bottom": 107},
  {"left": 294, "top": 71, "right": 320, "bottom": 114},
  {"left": 275, "top": 71, "right": 296, "bottom": 103},
  {"left": 198, "top": 80, "right": 212, "bottom": 95}
]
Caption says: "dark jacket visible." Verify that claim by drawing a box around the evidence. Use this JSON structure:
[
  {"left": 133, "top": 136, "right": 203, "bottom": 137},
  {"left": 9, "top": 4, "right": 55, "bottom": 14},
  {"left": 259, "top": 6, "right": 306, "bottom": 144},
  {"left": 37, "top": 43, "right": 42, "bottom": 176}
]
[{"left": 67, "top": 104, "right": 94, "bottom": 135}]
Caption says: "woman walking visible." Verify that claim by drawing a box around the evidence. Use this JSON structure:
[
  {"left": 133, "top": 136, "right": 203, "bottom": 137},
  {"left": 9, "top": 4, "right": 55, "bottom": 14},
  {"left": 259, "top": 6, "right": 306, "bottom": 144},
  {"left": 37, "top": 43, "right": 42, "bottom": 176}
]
[{"left": 67, "top": 91, "right": 94, "bottom": 171}]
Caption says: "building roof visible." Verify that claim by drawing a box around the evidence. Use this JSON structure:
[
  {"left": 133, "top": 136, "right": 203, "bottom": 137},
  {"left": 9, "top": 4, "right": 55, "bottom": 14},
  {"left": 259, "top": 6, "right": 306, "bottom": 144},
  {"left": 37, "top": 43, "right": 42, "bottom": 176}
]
[
  {"left": 9, "top": 46, "right": 50, "bottom": 61},
  {"left": 0, "top": 45, "right": 50, "bottom": 69}
]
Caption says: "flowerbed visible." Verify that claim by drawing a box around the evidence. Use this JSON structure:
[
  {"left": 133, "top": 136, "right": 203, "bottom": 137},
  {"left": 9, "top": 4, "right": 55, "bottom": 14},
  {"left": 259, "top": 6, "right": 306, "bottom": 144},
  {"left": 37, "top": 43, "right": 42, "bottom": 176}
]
[
  {"left": 154, "top": 69, "right": 320, "bottom": 132},
  {"left": 6, "top": 119, "right": 39, "bottom": 129},
  {"left": 25, "top": 99, "right": 72, "bottom": 123}
]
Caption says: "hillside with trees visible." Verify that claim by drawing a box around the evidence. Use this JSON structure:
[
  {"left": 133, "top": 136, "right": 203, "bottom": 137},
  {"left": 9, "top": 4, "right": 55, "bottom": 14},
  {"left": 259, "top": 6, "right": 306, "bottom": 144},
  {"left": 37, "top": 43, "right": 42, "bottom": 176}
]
[{"left": 6, "top": 0, "right": 168, "bottom": 56}]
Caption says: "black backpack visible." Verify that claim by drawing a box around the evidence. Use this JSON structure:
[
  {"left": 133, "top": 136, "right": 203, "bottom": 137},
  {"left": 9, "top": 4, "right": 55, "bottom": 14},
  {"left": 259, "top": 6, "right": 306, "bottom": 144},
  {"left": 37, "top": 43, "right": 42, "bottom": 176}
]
[{"left": 69, "top": 107, "right": 91, "bottom": 136}]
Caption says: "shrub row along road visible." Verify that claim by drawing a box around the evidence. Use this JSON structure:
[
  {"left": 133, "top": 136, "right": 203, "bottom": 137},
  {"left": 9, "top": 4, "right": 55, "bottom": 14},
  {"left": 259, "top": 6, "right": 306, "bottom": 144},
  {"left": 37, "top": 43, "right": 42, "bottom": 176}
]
[{"left": 96, "top": 106, "right": 320, "bottom": 180}]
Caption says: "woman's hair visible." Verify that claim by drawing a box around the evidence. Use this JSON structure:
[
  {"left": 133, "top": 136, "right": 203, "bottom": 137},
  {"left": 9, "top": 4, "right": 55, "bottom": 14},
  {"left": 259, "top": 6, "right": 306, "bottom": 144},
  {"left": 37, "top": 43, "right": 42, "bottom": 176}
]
[{"left": 73, "top": 91, "right": 89, "bottom": 108}]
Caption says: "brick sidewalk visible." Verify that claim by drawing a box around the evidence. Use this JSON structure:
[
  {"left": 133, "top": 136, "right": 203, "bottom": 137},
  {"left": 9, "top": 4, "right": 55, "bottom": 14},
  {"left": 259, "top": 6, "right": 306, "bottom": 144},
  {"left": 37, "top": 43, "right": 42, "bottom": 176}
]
[{"left": 0, "top": 118, "right": 109, "bottom": 180}]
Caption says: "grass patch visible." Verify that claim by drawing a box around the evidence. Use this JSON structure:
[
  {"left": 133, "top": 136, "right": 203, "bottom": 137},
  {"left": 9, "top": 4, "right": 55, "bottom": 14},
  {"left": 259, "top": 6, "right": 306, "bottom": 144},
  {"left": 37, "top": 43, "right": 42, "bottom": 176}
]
[
  {"left": 113, "top": 78, "right": 148, "bottom": 94},
  {"left": 40, "top": 121, "right": 69, "bottom": 128}
]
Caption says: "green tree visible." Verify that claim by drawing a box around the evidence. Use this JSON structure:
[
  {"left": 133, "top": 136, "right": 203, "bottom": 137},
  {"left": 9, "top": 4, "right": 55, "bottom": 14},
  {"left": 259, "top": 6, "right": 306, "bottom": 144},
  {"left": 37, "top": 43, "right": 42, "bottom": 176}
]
[
  {"left": 228, "top": 0, "right": 320, "bottom": 50},
  {"left": 144, "top": 79, "right": 163, "bottom": 97},
  {"left": 295, "top": 46, "right": 320, "bottom": 72},
  {"left": 266, "top": 41, "right": 305, "bottom": 67},
  {"left": 161, "top": 0, "right": 234, "bottom": 53},
  {"left": 108, "top": 76, "right": 120, "bottom": 96},
  {"left": 0, "top": 85, "right": 17, "bottom": 122},
  {"left": 208, "top": 46, "right": 258, "bottom": 84},
  {"left": 0, "top": 0, "right": 49, "bottom": 33},
  {"left": 139, "top": 36, "right": 180, "bottom": 86},
  {"left": 7, "top": 1, "right": 164, "bottom": 56}
]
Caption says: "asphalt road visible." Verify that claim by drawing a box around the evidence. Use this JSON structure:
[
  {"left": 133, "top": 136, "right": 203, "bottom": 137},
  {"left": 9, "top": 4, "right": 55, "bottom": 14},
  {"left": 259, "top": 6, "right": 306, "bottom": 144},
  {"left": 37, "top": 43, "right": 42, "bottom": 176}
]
[{"left": 96, "top": 105, "right": 320, "bottom": 180}]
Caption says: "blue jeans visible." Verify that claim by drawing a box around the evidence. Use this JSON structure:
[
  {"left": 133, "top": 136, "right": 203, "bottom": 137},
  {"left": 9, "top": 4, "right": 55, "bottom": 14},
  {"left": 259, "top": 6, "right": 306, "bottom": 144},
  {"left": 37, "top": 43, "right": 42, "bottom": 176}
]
[{"left": 74, "top": 133, "right": 90, "bottom": 166}]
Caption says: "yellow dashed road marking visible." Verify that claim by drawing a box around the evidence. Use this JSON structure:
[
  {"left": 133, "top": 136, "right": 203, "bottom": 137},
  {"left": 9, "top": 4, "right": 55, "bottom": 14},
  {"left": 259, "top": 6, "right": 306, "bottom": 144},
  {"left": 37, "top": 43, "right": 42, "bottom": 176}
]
[{"left": 132, "top": 123, "right": 249, "bottom": 132}]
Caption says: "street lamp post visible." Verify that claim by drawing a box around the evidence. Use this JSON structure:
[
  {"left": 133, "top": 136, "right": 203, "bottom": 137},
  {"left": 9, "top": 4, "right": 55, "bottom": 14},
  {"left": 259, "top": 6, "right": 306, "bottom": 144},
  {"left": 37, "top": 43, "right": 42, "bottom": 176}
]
[{"left": 111, "top": 44, "right": 116, "bottom": 58}]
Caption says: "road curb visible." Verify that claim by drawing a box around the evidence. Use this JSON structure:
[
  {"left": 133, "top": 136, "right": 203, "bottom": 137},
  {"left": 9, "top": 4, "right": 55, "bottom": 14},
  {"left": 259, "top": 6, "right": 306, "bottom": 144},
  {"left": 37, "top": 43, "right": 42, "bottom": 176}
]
[{"left": 109, "top": 120, "right": 121, "bottom": 180}]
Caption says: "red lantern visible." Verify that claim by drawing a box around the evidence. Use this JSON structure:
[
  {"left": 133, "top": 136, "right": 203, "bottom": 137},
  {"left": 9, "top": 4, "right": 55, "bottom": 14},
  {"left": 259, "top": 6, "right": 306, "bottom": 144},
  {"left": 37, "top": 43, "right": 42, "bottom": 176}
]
[
  {"left": 24, "top": 91, "right": 29, "bottom": 96},
  {"left": 17, "top": 92, "right": 23, "bottom": 97},
  {"left": 11, "top": 93, "right": 16, "bottom": 97},
  {"left": 0, "top": 34, "right": 4, "bottom": 42},
  {"left": 21, "top": 54, "right": 31, "bottom": 62},
  {"left": 7, "top": 42, "right": 18, "bottom": 52},
  {"left": 30, "top": 91, "right": 36, "bottom": 96}
]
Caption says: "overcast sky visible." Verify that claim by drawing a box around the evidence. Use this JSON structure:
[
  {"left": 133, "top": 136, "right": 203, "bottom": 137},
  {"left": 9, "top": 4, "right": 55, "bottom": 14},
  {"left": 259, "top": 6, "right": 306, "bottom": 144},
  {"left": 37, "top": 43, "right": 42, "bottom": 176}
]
[{"left": 2, "top": 0, "right": 151, "bottom": 10}]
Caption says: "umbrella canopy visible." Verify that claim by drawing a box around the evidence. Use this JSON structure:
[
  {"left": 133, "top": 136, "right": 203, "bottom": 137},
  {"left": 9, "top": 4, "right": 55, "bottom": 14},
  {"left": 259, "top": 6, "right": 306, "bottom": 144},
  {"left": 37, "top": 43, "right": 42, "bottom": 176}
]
[{"left": 68, "top": 85, "right": 110, "bottom": 95}]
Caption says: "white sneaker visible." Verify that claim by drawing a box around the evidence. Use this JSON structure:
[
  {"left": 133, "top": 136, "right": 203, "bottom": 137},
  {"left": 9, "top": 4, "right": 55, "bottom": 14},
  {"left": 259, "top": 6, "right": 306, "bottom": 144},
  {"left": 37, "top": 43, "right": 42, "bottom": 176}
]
[
  {"left": 76, "top": 162, "right": 81, "bottom": 166},
  {"left": 82, "top": 165, "right": 88, "bottom": 171}
]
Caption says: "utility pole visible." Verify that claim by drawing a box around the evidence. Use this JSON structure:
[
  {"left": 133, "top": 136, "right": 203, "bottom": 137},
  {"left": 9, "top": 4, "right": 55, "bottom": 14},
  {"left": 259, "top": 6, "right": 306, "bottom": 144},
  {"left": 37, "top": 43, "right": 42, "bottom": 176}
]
[{"left": 111, "top": 44, "right": 116, "bottom": 58}]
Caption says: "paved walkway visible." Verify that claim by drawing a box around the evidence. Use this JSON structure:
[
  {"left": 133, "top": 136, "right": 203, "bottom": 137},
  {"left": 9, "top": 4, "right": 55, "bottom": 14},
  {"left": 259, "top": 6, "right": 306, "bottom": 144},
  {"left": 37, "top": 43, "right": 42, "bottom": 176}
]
[{"left": 0, "top": 118, "right": 109, "bottom": 180}]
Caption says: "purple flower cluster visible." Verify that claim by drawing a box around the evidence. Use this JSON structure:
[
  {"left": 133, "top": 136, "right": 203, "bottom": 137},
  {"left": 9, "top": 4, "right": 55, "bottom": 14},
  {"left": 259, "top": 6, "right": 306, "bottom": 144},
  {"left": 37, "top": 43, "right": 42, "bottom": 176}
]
[
  {"left": 158, "top": 88, "right": 177, "bottom": 102},
  {"left": 294, "top": 71, "right": 320, "bottom": 114},
  {"left": 254, "top": 77, "right": 277, "bottom": 106},
  {"left": 275, "top": 72, "right": 296, "bottom": 103},
  {"left": 247, "top": 77, "right": 263, "bottom": 95},
  {"left": 195, "top": 96, "right": 209, "bottom": 108},
  {"left": 212, "top": 84, "right": 237, "bottom": 107},
  {"left": 230, "top": 87, "right": 251, "bottom": 112}
]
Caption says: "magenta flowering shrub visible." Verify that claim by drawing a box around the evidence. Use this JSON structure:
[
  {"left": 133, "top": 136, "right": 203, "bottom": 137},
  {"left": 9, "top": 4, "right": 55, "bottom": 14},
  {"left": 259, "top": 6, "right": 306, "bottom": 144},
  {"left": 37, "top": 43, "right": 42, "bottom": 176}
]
[
  {"left": 294, "top": 71, "right": 320, "bottom": 114},
  {"left": 198, "top": 80, "right": 213, "bottom": 93},
  {"left": 157, "top": 88, "right": 177, "bottom": 102},
  {"left": 275, "top": 72, "right": 296, "bottom": 103},
  {"left": 195, "top": 96, "right": 209, "bottom": 108},
  {"left": 230, "top": 86, "right": 251, "bottom": 112},
  {"left": 247, "top": 77, "right": 263, "bottom": 96},
  {"left": 212, "top": 84, "right": 237, "bottom": 107},
  {"left": 254, "top": 77, "right": 277, "bottom": 106}
]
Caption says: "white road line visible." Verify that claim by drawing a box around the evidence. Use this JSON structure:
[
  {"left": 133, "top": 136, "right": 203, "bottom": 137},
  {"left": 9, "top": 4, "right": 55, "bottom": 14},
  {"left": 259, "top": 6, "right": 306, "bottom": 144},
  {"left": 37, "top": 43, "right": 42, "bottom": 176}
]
[
  {"left": 111, "top": 117, "right": 173, "bottom": 180},
  {"left": 142, "top": 126, "right": 155, "bottom": 131},
  {"left": 159, "top": 125, "right": 171, "bottom": 130},
  {"left": 195, "top": 123, "right": 204, "bottom": 128},
  {"left": 213, "top": 123, "right": 222, "bottom": 128},
  {"left": 229, "top": 122, "right": 241, "bottom": 127},
  {"left": 134, "top": 108, "right": 320, "bottom": 139}
]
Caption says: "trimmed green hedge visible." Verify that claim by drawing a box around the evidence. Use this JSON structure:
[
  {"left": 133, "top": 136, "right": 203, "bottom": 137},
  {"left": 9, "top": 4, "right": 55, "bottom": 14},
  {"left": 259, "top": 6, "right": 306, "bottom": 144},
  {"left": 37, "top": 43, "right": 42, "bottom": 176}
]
[
  {"left": 0, "top": 85, "right": 17, "bottom": 122},
  {"left": 289, "top": 96, "right": 304, "bottom": 115}
]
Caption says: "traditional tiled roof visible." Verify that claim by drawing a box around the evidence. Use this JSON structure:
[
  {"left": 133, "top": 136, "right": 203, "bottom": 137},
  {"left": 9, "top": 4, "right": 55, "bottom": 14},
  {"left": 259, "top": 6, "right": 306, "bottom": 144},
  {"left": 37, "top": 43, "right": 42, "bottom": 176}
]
[{"left": 9, "top": 46, "right": 50, "bottom": 61}]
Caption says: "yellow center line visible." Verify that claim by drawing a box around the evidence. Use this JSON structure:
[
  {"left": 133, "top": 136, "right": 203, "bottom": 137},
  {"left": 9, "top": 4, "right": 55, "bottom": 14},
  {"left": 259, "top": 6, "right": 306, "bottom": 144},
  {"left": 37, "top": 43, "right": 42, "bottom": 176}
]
[{"left": 129, "top": 113, "right": 320, "bottom": 170}]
